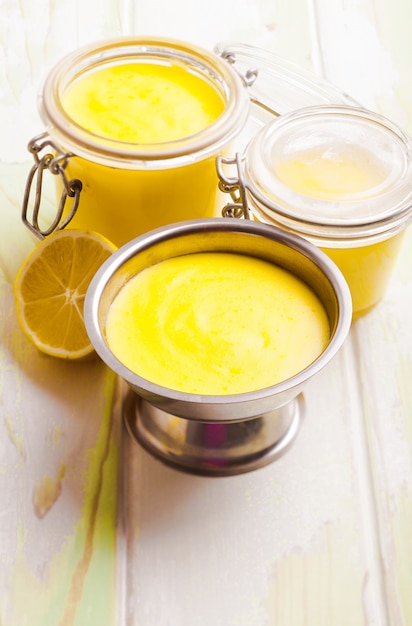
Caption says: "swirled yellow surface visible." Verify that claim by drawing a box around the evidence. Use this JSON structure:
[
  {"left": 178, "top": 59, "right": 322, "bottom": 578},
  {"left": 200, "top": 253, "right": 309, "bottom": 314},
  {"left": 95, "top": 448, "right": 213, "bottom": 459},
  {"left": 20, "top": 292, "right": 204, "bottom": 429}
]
[{"left": 105, "top": 252, "right": 330, "bottom": 395}]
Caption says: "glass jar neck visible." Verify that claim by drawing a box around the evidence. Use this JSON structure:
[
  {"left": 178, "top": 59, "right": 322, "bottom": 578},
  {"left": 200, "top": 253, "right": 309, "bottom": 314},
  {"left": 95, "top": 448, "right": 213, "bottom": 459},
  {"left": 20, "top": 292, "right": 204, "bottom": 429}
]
[
  {"left": 244, "top": 105, "right": 412, "bottom": 240},
  {"left": 40, "top": 37, "right": 250, "bottom": 169}
]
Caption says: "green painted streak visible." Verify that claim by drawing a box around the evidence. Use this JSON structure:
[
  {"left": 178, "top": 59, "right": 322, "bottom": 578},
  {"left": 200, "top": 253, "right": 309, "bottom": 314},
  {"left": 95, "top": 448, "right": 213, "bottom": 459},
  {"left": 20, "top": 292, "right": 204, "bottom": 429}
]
[{"left": 8, "top": 367, "right": 121, "bottom": 626}]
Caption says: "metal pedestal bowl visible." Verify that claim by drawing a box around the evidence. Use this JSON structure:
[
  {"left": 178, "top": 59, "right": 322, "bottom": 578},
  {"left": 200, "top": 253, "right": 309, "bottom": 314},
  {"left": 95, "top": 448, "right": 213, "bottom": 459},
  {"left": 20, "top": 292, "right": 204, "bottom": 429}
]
[{"left": 85, "top": 218, "right": 352, "bottom": 476}]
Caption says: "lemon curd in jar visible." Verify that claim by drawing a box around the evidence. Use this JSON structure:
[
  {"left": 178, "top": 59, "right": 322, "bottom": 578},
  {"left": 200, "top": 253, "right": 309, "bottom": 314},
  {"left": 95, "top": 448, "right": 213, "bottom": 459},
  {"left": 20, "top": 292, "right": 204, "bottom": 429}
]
[
  {"left": 62, "top": 63, "right": 224, "bottom": 144},
  {"left": 244, "top": 106, "right": 412, "bottom": 319},
  {"left": 104, "top": 252, "right": 330, "bottom": 395},
  {"left": 274, "top": 145, "right": 387, "bottom": 199},
  {"left": 39, "top": 39, "right": 248, "bottom": 247},
  {"left": 273, "top": 146, "right": 405, "bottom": 317},
  {"left": 59, "top": 61, "right": 224, "bottom": 246}
]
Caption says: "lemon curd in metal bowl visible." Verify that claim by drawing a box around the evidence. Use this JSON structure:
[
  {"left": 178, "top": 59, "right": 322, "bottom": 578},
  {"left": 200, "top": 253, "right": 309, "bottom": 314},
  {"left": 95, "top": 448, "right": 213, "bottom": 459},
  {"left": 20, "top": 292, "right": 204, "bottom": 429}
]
[{"left": 84, "top": 218, "right": 352, "bottom": 475}]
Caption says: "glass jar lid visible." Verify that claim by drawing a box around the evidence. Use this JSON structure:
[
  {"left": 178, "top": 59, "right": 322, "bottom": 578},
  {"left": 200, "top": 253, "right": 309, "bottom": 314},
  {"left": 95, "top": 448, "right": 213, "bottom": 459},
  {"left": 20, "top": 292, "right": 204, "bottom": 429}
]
[
  {"left": 214, "top": 42, "right": 358, "bottom": 144},
  {"left": 244, "top": 105, "right": 412, "bottom": 238},
  {"left": 215, "top": 42, "right": 358, "bottom": 111}
]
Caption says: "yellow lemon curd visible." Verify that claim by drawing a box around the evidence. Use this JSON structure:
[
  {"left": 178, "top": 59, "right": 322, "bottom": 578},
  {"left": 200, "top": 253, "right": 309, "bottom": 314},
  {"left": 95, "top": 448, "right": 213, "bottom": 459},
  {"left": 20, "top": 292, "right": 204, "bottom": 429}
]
[
  {"left": 275, "top": 145, "right": 387, "bottom": 198},
  {"left": 322, "top": 234, "right": 404, "bottom": 318},
  {"left": 105, "top": 252, "right": 330, "bottom": 395},
  {"left": 60, "top": 62, "right": 225, "bottom": 246},
  {"left": 274, "top": 148, "right": 403, "bottom": 318}
]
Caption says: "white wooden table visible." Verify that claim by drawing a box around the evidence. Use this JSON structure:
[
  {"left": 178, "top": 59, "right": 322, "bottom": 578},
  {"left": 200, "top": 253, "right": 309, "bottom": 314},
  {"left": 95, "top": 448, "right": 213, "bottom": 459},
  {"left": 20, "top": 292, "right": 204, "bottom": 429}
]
[{"left": 1, "top": 1, "right": 411, "bottom": 624}]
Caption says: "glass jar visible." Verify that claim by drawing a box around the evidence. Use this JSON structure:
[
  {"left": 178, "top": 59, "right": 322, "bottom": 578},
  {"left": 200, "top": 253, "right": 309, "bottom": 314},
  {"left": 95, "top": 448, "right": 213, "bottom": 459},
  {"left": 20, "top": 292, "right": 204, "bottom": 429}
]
[
  {"left": 217, "top": 105, "right": 412, "bottom": 318},
  {"left": 23, "top": 37, "right": 250, "bottom": 246}
]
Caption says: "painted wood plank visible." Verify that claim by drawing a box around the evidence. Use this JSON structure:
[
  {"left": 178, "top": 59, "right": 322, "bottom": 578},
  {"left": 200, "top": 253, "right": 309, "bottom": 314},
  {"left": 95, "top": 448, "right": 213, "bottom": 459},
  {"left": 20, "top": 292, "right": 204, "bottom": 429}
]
[
  {"left": 312, "top": 1, "right": 412, "bottom": 624},
  {"left": 0, "top": 162, "right": 123, "bottom": 624},
  {"left": 0, "top": 266, "right": 122, "bottom": 624},
  {"left": 129, "top": 0, "right": 315, "bottom": 68},
  {"left": 351, "top": 228, "right": 412, "bottom": 626},
  {"left": 311, "top": 0, "right": 412, "bottom": 131}
]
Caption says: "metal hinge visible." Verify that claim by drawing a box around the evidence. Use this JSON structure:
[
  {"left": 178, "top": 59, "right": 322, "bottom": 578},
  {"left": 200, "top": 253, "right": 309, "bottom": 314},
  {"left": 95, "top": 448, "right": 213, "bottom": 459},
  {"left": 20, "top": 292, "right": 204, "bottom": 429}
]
[{"left": 216, "top": 153, "right": 250, "bottom": 219}]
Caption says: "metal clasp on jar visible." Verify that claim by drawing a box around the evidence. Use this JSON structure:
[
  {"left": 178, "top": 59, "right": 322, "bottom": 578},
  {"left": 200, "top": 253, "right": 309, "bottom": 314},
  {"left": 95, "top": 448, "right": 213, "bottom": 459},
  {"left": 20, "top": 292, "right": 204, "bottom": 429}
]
[
  {"left": 220, "top": 49, "right": 282, "bottom": 119},
  {"left": 216, "top": 153, "right": 250, "bottom": 219},
  {"left": 22, "top": 132, "right": 82, "bottom": 239},
  {"left": 219, "top": 50, "right": 259, "bottom": 89}
]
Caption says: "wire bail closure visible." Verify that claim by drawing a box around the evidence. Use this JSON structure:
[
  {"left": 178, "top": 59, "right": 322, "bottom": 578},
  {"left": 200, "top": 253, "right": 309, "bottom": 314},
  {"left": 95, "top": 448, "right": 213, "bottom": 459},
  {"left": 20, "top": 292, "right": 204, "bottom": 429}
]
[
  {"left": 217, "top": 51, "right": 253, "bottom": 219},
  {"left": 220, "top": 50, "right": 259, "bottom": 89},
  {"left": 216, "top": 153, "right": 250, "bottom": 219},
  {"left": 22, "top": 132, "right": 82, "bottom": 239},
  {"left": 217, "top": 50, "right": 281, "bottom": 220}
]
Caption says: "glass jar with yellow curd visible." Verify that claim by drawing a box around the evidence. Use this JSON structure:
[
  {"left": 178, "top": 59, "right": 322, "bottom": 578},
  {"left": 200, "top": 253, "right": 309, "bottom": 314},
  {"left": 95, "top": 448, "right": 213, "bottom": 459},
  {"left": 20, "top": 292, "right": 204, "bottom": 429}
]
[
  {"left": 22, "top": 40, "right": 356, "bottom": 246},
  {"left": 217, "top": 105, "right": 412, "bottom": 319},
  {"left": 22, "top": 37, "right": 250, "bottom": 246}
]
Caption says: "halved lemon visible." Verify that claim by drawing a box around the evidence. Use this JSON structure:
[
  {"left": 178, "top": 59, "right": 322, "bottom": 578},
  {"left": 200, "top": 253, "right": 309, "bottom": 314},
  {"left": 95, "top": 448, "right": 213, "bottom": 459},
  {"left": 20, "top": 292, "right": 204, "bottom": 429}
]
[{"left": 14, "top": 229, "right": 117, "bottom": 359}]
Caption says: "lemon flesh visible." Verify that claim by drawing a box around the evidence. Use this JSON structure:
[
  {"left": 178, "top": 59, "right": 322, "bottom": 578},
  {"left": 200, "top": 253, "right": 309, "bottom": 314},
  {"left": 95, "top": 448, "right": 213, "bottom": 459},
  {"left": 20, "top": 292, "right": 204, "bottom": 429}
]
[{"left": 14, "top": 230, "right": 116, "bottom": 359}]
